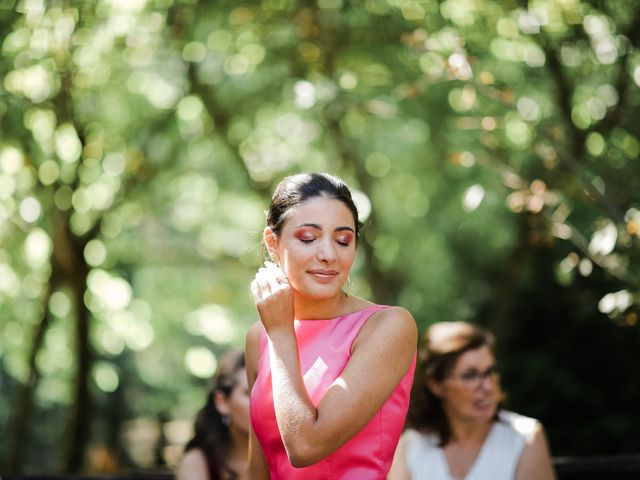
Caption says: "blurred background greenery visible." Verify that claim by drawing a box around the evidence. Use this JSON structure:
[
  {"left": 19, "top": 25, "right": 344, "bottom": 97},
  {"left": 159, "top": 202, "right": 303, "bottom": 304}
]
[{"left": 1, "top": 0, "right": 639, "bottom": 474}]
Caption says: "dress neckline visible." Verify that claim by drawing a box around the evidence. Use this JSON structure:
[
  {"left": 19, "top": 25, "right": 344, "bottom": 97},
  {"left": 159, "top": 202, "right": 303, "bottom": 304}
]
[
  {"left": 439, "top": 420, "right": 499, "bottom": 480},
  {"left": 295, "top": 304, "right": 382, "bottom": 322}
]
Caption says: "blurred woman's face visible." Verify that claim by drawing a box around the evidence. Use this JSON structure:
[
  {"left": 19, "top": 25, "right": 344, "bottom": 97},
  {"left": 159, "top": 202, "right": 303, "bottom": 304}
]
[
  {"left": 216, "top": 368, "right": 250, "bottom": 435},
  {"left": 228, "top": 369, "right": 250, "bottom": 434},
  {"left": 430, "top": 346, "right": 501, "bottom": 425}
]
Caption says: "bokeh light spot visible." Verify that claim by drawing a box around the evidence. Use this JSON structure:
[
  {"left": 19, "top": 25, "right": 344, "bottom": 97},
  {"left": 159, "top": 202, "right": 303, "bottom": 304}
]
[
  {"left": 19, "top": 197, "right": 42, "bottom": 223},
  {"left": 84, "top": 239, "right": 107, "bottom": 267},
  {"left": 185, "top": 347, "right": 217, "bottom": 379},
  {"left": 94, "top": 362, "right": 120, "bottom": 393}
]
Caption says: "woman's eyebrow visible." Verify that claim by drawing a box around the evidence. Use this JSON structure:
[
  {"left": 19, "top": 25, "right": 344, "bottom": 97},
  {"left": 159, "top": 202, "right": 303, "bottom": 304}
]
[
  {"left": 295, "top": 224, "right": 355, "bottom": 233},
  {"left": 295, "top": 223, "right": 322, "bottom": 229}
]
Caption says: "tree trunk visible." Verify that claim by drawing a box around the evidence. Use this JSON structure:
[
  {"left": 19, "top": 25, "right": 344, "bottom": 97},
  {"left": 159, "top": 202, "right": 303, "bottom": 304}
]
[
  {"left": 63, "top": 262, "right": 91, "bottom": 472},
  {"left": 487, "top": 214, "right": 532, "bottom": 343},
  {"left": 47, "top": 207, "right": 94, "bottom": 473},
  {"left": 7, "top": 281, "right": 56, "bottom": 473}
]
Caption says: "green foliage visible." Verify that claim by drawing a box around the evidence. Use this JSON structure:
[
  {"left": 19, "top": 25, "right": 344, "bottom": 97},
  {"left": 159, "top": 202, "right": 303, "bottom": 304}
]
[{"left": 1, "top": 0, "right": 639, "bottom": 473}]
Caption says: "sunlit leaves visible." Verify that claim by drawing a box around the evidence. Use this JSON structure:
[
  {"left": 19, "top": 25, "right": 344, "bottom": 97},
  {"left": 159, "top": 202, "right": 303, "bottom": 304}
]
[
  {"left": 504, "top": 114, "right": 533, "bottom": 148},
  {"left": 87, "top": 269, "right": 132, "bottom": 312},
  {"left": 4, "top": 62, "right": 59, "bottom": 103},
  {"left": 184, "top": 304, "right": 237, "bottom": 345},
  {"left": 583, "top": 14, "right": 619, "bottom": 65},
  {"left": 23, "top": 227, "right": 50, "bottom": 265},
  {"left": 84, "top": 239, "right": 107, "bottom": 267},
  {"left": 599, "top": 290, "right": 633, "bottom": 316},
  {"left": 490, "top": 37, "right": 546, "bottom": 66},
  {"left": 127, "top": 71, "right": 183, "bottom": 110},
  {"left": 517, "top": 96, "right": 542, "bottom": 123},
  {"left": 0, "top": 146, "right": 24, "bottom": 176},
  {"left": 184, "top": 347, "right": 217, "bottom": 379},
  {"left": 462, "top": 184, "right": 485, "bottom": 212},
  {"left": 1, "top": 0, "right": 639, "bottom": 469},
  {"left": 0, "top": 263, "right": 21, "bottom": 298},
  {"left": 93, "top": 362, "right": 119, "bottom": 393},
  {"left": 585, "top": 132, "right": 605, "bottom": 156},
  {"left": 49, "top": 291, "right": 71, "bottom": 318},
  {"left": 588, "top": 219, "right": 617, "bottom": 256}
]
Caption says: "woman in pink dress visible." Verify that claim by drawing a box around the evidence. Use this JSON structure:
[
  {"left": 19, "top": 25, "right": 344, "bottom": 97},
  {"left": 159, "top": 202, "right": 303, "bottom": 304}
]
[{"left": 246, "top": 172, "right": 417, "bottom": 479}]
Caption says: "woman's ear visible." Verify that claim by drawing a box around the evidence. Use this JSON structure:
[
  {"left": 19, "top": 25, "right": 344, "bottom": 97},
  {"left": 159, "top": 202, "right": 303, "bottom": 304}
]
[
  {"left": 213, "top": 390, "right": 229, "bottom": 416},
  {"left": 263, "top": 227, "right": 279, "bottom": 263},
  {"left": 426, "top": 376, "right": 444, "bottom": 398}
]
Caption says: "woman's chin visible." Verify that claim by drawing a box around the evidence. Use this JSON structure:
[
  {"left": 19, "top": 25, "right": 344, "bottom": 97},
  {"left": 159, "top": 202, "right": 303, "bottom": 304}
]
[
  {"left": 293, "top": 284, "right": 343, "bottom": 301},
  {"left": 472, "top": 404, "right": 497, "bottom": 420}
]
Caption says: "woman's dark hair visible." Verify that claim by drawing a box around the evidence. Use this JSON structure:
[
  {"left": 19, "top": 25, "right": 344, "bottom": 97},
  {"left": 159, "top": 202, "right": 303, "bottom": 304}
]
[
  {"left": 266, "top": 172, "right": 363, "bottom": 239},
  {"left": 407, "top": 321, "right": 501, "bottom": 447},
  {"left": 184, "top": 349, "right": 245, "bottom": 480}
]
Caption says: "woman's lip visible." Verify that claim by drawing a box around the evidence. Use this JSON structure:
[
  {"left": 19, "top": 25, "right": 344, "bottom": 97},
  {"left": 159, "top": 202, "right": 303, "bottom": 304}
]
[
  {"left": 474, "top": 399, "right": 494, "bottom": 410},
  {"left": 308, "top": 269, "right": 338, "bottom": 275},
  {"left": 307, "top": 270, "right": 339, "bottom": 281}
]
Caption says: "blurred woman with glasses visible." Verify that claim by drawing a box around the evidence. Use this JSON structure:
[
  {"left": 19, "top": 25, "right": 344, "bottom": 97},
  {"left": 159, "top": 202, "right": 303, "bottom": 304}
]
[{"left": 388, "top": 321, "right": 555, "bottom": 480}]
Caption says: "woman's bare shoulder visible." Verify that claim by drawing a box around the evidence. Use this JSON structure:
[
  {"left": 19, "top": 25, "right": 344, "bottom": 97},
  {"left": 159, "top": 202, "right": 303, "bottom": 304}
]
[
  {"left": 177, "top": 448, "right": 209, "bottom": 480},
  {"left": 354, "top": 305, "right": 417, "bottom": 352},
  {"left": 372, "top": 306, "right": 417, "bottom": 338},
  {"left": 347, "top": 296, "right": 416, "bottom": 330},
  {"left": 245, "top": 321, "right": 263, "bottom": 344},
  {"left": 245, "top": 321, "right": 264, "bottom": 387}
]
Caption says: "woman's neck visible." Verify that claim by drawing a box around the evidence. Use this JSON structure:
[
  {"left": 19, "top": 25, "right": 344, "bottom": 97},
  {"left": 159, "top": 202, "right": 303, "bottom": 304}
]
[
  {"left": 227, "top": 426, "right": 249, "bottom": 472},
  {"left": 447, "top": 415, "right": 493, "bottom": 446},
  {"left": 292, "top": 291, "right": 351, "bottom": 320}
]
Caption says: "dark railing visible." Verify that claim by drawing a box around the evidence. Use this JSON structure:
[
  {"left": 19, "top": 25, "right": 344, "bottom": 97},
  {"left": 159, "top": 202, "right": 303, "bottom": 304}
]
[
  {"left": 3, "top": 455, "right": 640, "bottom": 480},
  {"left": 554, "top": 454, "right": 640, "bottom": 480}
]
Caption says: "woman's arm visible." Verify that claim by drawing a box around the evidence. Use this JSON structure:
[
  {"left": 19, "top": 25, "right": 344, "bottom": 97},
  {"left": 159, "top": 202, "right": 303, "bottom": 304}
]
[
  {"left": 246, "top": 428, "right": 269, "bottom": 480},
  {"left": 245, "top": 322, "right": 270, "bottom": 480},
  {"left": 387, "top": 430, "right": 412, "bottom": 480},
  {"left": 515, "top": 422, "right": 556, "bottom": 480},
  {"left": 266, "top": 305, "right": 417, "bottom": 467}
]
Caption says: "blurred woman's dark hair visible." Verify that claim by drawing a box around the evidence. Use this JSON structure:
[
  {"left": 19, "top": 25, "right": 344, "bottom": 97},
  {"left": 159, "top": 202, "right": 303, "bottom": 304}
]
[
  {"left": 407, "top": 321, "right": 502, "bottom": 447},
  {"left": 183, "top": 349, "right": 245, "bottom": 480}
]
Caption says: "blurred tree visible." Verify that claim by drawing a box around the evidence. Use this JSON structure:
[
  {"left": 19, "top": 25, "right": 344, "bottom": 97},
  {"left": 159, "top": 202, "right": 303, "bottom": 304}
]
[{"left": 1, "top": 0, "right": 639, "bottom": 473}]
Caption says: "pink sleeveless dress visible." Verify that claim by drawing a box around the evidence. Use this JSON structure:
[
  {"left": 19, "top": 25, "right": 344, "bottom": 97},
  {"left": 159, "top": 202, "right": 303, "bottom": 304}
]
[{"left": 250, "top": 304, "right": 416, "bottom": 479}]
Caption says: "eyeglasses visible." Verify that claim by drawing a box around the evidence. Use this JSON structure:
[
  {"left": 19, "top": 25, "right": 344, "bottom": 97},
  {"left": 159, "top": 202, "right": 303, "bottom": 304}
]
[{"left": 449, "top": 365, "right": 499, "bottom": 389}]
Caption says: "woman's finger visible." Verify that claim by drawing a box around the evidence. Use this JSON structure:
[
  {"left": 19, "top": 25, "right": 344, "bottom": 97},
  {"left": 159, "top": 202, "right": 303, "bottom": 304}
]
[
  {"left": 258, "top": 266, "right": 282, "bottom": 292},
  {"left": 254, "top": 271, "right": 273, "bottom": 297},
  {"left": 250, "top": 279, "right": 261, "bottom": 301},
  {"left": 265, "top": 261, "right": 288, "bottom": 284}
]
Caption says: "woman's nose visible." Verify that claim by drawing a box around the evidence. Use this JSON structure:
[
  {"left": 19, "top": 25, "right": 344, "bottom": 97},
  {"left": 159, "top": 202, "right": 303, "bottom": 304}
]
[{"left": 317, "top": 238, "right": 337, "bottom": 262}]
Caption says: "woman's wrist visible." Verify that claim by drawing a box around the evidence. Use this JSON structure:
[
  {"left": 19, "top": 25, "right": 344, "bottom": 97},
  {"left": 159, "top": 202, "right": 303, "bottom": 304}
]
[{"left": 265, "top": 323, "right": 296, "bottom": 342}]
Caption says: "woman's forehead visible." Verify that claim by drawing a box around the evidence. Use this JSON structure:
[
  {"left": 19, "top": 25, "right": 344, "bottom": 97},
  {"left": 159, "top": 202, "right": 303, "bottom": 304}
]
[
  {"left": 452, "top": 346, "right": 495, "bottom": 370},
  {"left": 282, "top": 196, "right": 355, "bottom": 228}
]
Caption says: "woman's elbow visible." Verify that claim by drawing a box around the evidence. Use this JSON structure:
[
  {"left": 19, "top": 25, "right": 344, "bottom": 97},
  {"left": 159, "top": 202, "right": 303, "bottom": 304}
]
[{"left": 285, "top": 442, "right": 325, "bottom": 468}]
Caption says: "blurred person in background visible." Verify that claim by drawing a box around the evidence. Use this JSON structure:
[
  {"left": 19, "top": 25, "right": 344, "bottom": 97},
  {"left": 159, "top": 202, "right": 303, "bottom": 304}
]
[
  {"left": 388, "top": 321, "right": 555, "bottom": 480},
  {"left": 177, "top": 349, "right": 248, "bottom": 480}
]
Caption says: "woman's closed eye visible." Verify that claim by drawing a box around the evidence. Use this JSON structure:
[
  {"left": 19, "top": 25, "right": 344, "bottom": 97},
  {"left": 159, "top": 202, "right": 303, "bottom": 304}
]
[
  {"left": 295, "top": 231, "right": 316, "bottom": 243},
  {"left": 298, "top": 237, "right": 352, "bottom": 246},
  {"left": 294, "top": 228, "right": 353, "bottom": 246},
  {"left": 335, "top": 234, "right": 353, "bottom": 246}
]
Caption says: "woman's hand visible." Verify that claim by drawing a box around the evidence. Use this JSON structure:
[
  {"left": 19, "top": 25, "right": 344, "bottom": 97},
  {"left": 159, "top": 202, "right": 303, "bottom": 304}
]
[{"left": 250, "top": 261, "right": 295, "bottom": 334}]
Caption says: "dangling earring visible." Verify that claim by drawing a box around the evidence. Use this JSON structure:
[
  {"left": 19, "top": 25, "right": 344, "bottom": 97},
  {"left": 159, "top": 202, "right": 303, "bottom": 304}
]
[
  {"left": 344, "top": 276, "right": 352, "bottom": 297},
  {"left": 221, "top": 414, "right": 231, "bottom": 427}
]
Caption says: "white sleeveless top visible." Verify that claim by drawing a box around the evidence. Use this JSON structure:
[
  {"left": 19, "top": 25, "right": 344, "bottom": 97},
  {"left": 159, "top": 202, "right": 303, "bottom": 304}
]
[{"left": 403, "top": 410, "right": 537, "bottom": 480}]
